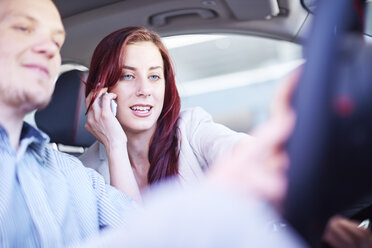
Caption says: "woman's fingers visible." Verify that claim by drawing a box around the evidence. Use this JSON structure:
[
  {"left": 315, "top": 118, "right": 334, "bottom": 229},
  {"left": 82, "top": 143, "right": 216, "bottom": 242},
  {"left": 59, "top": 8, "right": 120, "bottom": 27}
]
[
  {"left": 85, "top": 88, "right": 106, "bottom": 109},
  {"left": 87, "top": 88, "right": 108, "bottom": 120},
  {"left": 101, "top": 92, "right": 117, "bottom": 117},
  {"left": 84, "top": 88, "right": 126, "bottom": 147},
  {"left": 85, "top": 88, "right": 108, "bottom": 139},
  {"left": 85, "top": 88, "right": 108, "bottom": 108}
]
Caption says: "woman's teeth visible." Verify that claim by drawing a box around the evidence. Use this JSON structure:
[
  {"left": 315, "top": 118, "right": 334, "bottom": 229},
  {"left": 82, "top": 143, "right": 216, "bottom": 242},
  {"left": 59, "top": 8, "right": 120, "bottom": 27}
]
[{"left": 131, "top": 106, "right": 151, "bottom": 112}]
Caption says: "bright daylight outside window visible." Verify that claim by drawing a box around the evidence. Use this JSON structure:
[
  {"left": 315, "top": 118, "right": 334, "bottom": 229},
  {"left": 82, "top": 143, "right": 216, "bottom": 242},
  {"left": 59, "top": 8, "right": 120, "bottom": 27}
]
[{"left": 162, "top": 34, "right": 303, "bottom": 133}]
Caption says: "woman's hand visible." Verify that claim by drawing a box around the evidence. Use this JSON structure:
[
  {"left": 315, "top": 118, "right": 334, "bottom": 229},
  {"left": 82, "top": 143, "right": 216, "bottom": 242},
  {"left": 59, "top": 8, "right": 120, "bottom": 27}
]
[
  {"left": 206, "top": 69, "right": 298, "bottom": 211},
  {"left": 85, "top": 88, "right": 126, "bottom": 151},
  {"left": 323, "top": 216, "right": 372, "bottom": 248},
  {"left": 85, "top": 88, "right": 142, "bottom": 203}
]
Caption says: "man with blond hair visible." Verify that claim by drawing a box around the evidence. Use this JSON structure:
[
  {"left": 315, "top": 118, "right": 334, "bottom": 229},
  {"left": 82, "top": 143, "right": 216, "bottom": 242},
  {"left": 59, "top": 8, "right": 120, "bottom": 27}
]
[{"left": 0, "top": 0, "right": 138, "bottom": 247}]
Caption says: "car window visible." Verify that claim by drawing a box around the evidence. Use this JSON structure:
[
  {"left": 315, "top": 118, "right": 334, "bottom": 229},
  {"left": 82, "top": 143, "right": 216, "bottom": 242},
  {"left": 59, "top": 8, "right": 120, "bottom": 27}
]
[
  {"left": 163, "top": 34, "right": 303, "bottom": 132},
  {"left": 25, "top": 34, "right": 302, "bottom": 135}
]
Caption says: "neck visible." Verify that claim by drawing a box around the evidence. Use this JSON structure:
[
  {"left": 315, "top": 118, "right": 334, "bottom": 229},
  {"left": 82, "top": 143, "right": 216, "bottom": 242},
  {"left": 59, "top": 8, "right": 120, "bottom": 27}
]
[
  {"left": 126, "top": 128, "right": 155, "bottom": 173},
  {"left": 0, "top": 103, "right": 26, "bottom": 151}
]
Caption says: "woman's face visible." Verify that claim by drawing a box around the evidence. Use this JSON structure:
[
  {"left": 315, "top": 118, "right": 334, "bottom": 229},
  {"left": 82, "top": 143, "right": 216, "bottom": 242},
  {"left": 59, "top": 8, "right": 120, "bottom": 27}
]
[{"left": 111, "top": 41, "right": 165, "bottom": 134}]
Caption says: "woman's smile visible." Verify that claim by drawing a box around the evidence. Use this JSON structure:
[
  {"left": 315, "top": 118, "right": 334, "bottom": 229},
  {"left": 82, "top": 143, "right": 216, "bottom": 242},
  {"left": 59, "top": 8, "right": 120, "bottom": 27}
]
[{"left": 130, "top": 104, "right": 153, "bottom": 117}]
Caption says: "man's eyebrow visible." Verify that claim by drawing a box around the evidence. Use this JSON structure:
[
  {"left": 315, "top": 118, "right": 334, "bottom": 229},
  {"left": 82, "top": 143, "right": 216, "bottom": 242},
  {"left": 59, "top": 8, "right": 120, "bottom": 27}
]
[
  {"left": 8, "top": 13, "right": 37, "bottom": 23},
  {"left": 8, "top": 13, "right": 66, "bottom": 37}
]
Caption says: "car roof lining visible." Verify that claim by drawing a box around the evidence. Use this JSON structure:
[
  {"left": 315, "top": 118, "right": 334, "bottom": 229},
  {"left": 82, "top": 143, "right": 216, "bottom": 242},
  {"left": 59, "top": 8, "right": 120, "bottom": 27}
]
[{"left": 56, "top": 0, "right": 309, "bottom": 66}]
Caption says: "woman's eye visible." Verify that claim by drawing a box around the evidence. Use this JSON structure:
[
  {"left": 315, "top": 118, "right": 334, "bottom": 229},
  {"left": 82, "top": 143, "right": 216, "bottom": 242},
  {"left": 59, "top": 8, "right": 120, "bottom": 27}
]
[
  {"left": 120, "top": 74, "right": 134, "bottom": 80},
  {"left": 149, "top": 75, "right": 160, "bottom": 81}
]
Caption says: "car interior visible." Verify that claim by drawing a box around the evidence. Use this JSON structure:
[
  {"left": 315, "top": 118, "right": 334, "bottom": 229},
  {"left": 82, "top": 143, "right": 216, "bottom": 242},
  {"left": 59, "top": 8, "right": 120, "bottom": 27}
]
[
  {"left": 24, "top": 0, "right": 372, "bottom": 246},
  {"left": 29, "top": 0, "right": 310, "bottom": 153}
]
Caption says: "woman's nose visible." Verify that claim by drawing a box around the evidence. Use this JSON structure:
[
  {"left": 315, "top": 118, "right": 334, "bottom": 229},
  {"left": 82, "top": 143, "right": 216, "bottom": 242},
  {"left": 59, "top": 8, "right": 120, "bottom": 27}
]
[
  {"left": 136, "top": 77, "right": 152, "bottom": 97},
  {"left": 136, "top": 89, "right": 151, "bottom": 97}
]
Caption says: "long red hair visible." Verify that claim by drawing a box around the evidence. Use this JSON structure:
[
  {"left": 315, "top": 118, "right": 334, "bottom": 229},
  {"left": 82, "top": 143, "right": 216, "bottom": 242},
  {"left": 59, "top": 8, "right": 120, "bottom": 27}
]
[{"left": 85, "top": 26, "right": 181, "bottom": 184}]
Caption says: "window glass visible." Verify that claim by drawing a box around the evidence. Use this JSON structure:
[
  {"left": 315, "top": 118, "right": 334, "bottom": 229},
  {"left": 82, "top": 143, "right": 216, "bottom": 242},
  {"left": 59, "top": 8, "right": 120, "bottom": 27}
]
[{"left": 163, "top": 34, "right": 303, "bottom": 132}]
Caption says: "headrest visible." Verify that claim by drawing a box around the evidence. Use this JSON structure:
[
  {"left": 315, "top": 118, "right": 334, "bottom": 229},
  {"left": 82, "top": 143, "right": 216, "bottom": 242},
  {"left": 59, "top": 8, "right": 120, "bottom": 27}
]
[{"left": 35, "top": 69, "right": 95, "bottom": 147}]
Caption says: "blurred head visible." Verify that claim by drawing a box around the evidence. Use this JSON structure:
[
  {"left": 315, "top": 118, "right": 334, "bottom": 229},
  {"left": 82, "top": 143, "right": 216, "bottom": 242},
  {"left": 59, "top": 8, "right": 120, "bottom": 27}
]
[
  {"left": 0, "top": 0, "right": 65, "bottom": 114},
  {"left": 86, "top": 26, "right": 181, "bottom": 183}
]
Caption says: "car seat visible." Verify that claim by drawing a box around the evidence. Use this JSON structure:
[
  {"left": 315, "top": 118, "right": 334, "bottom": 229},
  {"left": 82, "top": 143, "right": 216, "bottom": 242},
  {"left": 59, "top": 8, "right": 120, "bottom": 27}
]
[{"left": 35, "top": 69, "right": 95, "bottom": 154}]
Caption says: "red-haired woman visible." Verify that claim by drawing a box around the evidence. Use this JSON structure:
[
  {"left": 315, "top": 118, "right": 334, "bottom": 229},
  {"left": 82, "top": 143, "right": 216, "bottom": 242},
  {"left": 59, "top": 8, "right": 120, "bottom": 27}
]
[{"left": 79, "top": 26, "right": 251, "bottom": 202}]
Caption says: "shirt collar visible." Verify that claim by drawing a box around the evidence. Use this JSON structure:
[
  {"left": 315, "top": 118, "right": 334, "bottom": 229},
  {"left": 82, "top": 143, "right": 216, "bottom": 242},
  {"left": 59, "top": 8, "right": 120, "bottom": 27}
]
[
  {"left": 0, "top": 122, "right": 50, "bottom": 162},
  {"left": 20, "top": 122, "right": 50, "bottom": 145},
  {"left": 20, "top": 122, "right": 50, "bottom": 161},
  {"left": 0, "top": 125, "right": 10, "bottom": 147}
]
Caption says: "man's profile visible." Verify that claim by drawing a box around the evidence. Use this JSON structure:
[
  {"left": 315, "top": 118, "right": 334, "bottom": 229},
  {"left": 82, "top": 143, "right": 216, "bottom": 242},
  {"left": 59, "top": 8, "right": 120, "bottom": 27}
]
[{"left": 0, "top": 0, "right": 137, "bottom": 247}]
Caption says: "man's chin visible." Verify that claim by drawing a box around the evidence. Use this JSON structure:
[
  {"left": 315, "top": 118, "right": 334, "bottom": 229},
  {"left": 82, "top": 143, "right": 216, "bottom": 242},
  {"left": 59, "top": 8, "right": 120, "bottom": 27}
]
[
  {"left": 23, "top": 92, "right": 53, "bottom": 113},
  {"left": 35, "top": 96, "right": 52, "bottom": 111}
]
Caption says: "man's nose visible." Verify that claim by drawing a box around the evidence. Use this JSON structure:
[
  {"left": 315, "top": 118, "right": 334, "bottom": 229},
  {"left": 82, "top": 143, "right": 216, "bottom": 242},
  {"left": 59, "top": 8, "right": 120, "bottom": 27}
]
[{"left": 32, "top": 38, "right": 59, "bottom": 59}]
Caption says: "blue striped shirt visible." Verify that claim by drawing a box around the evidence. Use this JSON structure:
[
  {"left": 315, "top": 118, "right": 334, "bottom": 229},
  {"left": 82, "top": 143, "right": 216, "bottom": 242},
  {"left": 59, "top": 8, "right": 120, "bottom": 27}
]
[{"left": 0, "top": 123, "right": 138, "bottom": 248}]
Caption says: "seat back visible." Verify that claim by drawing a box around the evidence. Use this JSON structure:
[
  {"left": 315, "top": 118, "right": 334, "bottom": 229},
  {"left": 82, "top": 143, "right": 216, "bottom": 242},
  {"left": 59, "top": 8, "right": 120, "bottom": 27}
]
[{"left": 35, "top": 69, "right": 95, "bottom": 148}]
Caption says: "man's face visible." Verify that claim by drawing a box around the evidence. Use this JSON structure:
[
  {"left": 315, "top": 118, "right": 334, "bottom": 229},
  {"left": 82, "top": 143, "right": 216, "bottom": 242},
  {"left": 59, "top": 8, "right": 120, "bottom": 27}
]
[{"left": 0, "top": 0, "right": 65, "bottom": 113}]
